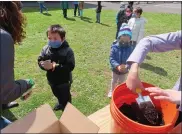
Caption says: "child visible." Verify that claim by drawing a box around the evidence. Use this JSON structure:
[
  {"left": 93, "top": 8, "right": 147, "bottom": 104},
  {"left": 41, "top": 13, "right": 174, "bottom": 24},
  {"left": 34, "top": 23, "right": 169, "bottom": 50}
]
[
  {"left": 79, "top": 1, "right": 84, "bottom": 19},
  {"left": 108, "top": 23, "right": 134, "bottom": 98},
  {"left": 38, "top": 1, "right": 48, "bottom": 14},
  {"left": 116, "top": 6, "right": 132, "bottom": 39},
  {"left": 95, "top": 1, "right": 102, "bottom": 23},
  {"left": 128, "top": 7, "right": 147, "bottom": 45},
  {"left": 38, "top": 24, "right": 75, "bottom": 111},
  {"left": 61, "top": 1, "right": 69, "bottom": 18}
]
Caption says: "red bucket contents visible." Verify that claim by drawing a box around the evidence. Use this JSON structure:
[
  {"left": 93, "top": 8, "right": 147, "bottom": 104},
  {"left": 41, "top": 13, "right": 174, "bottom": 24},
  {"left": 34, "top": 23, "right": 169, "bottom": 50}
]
[{"left": 110, "top": 82, "right": 179, "bottom": 133}]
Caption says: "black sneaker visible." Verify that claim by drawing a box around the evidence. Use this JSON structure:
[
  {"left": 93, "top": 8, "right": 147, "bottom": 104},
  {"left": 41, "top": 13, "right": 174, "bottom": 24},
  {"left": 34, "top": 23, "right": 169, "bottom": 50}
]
[
  {"left": 2, "top": 102, "right": 19, "bottom": 110},
  {"left": 53, "top": 103, "right": 64, "bottom": 111}
]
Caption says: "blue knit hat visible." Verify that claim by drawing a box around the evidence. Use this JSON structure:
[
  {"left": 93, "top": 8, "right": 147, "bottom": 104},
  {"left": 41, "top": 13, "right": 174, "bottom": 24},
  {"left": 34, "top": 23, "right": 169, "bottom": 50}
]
[{"left": 117, "top": 23, "right": 132, "bottom": 39}]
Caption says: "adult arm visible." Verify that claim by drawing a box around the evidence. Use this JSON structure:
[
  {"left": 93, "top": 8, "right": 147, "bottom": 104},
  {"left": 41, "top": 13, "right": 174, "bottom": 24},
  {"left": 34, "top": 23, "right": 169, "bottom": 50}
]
[
  {"left": 126, "top": 31, "right": 181, "bottom": 91},
  {"left": 0, "top": 30, "right": 33, "bottom": 104},
  {"left": 127, "top": 30, "right": 181, "bottom": 64}
]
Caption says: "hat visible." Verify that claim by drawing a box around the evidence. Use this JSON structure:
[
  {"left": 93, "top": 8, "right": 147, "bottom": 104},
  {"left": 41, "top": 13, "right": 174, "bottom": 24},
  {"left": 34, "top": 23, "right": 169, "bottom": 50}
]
[{"left": 117, "top": 23, "right": 132, "bottom": 39}]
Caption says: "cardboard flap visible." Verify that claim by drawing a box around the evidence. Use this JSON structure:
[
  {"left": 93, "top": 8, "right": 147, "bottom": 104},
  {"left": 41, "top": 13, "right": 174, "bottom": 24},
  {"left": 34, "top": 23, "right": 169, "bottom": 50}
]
[
  {"left": 60, "top": 103, "right": 99, "bottom": 133},
  {"left": 2, "top": 104, "right": 61, "bottom": 133}
]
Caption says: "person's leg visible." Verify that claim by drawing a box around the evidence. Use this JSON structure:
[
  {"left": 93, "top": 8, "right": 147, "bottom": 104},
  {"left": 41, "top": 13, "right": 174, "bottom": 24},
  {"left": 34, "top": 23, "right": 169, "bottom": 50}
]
[
  {"left": 0, "top": 116, "right": 11, "bottom": 130},
  {"left": 55, "top": 83, "right": 71, "bottom": 110},
  {"left": 108, "top": 72, "right": 119, "bottom": 98},
  {"left": 74, "top": 4, "right": 78, "bottom": 16},
  {"left": 78, "top": 7, "right": 80, "bottom": 16},
  {"left": 98, "top": 13, "right": 101, "bottom": 23},
  {"left": 65, "top": 9, "right": 67, "bottom": 18},
  {"left": 118, "top": 73, "right": 128, "bottom": 85},
  {"left": 96, "top": 13, "right": 98, "bottom": 23},
  {"left": 39, "top": 3, "right": 43, "bottom": 13},
  {"left": 42, "top": 4, "right": 48, "bottom": 13},
  {"left": 63, "top": 9, "right": 66, "bottom": 18}
]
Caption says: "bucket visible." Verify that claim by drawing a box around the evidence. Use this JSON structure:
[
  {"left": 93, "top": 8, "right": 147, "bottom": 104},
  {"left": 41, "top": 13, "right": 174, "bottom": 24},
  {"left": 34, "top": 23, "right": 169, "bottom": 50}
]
[{"left": 110, "top": 82, "right": 179, "bottom": 133}]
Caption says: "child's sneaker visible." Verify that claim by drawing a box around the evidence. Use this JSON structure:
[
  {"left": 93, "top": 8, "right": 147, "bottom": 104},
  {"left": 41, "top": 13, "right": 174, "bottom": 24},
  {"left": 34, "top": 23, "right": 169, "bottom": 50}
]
[
  {"left": 20, "top": 79, "right": 35, "bottom": 101},
  {"left": 107, "top": 89, "right": 113, "bottom": 98}
]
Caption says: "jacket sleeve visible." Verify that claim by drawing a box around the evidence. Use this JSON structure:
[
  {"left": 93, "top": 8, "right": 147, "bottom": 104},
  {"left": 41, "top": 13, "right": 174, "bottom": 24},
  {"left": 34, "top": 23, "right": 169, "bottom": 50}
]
[
  {"left": 0, "top": 30, "right": 32, "bottom": 104},
  {"left": 55, "top": 48, "right": 75, "bottom": 73},
  {"left": 110, "top": 46, "right": 120, "bottom": 69},
  {"left": 127, "top": 31, "right": 182, "bottom": 65},
  {"left": 37, "top": 46, "right": 47, "bottom": 71}
]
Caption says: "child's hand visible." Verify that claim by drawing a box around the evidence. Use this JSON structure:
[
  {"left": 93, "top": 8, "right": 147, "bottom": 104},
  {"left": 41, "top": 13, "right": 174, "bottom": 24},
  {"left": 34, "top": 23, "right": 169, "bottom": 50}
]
[
  {"left": 117, "top": 64, "right": 127, "bottom": 73},
  {"left": 42, "top": 60, "right": 53, "bottom": 70}
]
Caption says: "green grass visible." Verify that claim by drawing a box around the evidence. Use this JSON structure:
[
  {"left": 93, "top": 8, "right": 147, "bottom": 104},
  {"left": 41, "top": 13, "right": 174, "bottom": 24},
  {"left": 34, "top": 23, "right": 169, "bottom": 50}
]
[{"left": 2, "top": 8, "right": 181, "bottom": 120}]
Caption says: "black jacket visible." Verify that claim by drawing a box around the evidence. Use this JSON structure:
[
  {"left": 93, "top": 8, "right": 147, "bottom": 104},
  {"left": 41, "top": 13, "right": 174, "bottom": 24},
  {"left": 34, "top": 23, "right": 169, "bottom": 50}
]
[
  {"left": 96, "top": 5, "right": 102, "bottom": 13},
  {"left": 116, "top": 9, "right": 132, "bottom": 26},
  {"left": 38, "top": 41, "right": 75, "bottom": 85}
]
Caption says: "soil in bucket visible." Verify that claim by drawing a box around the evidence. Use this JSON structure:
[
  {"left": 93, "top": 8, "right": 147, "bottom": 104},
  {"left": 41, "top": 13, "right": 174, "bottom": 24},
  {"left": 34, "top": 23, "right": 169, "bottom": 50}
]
[{"left": 119, "top": 102, "right": 165, "bottom": 126}]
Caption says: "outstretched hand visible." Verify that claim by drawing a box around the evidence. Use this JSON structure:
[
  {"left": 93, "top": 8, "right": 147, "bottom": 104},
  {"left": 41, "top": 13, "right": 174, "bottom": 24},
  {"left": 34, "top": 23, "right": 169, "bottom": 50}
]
[{"left": 145, "top": 87, "right": 181, "bottom": 105}]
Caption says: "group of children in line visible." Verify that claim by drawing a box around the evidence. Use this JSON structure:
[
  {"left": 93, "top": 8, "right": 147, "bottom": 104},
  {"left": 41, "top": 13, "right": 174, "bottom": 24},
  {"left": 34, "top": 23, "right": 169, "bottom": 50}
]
[
  {"left": 108, "top": 5, "right": 147, "bottom": 97},
  {"left": 38, "top": 1, "right": 102, "bottom": 23},
  {"left": 36, "top": 2, "right": 147, "bottom": 111}
]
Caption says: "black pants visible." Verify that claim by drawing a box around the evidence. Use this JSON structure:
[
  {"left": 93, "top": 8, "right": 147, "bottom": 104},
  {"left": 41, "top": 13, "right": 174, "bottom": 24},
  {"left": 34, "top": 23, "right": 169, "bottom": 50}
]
[
  {"left": 74, "top": 4, "right": 79, "bottom": 16},
  {"left": 50, "top": 83, "right": 71, "bottom": 109},
  {"left": 63, "top": 9, "right": 67, "bottom": 18}
]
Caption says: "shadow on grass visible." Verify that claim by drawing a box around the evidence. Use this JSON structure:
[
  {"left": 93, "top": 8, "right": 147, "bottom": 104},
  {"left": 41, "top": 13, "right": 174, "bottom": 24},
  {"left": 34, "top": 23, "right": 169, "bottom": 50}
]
[
  {"left": 141, "top": 63, "right": 168, "bottom": 76},
  {"left": 100, "top": 23, "right": 110, "bottom": 27},
  {"left": 42, "top": 13, "right": 52, "bottom": 16},
  {"left": 146, "top": 55, "right": 152, "bottom": 60},
  {"left": 2, "top": 110, "right": 17, "bottom": 122},
  {"left": 81, "top": 16, "right": 93, "bottom": 23},
  {"left": 66, "top": 17, "right": 76, "bottom": 21}
]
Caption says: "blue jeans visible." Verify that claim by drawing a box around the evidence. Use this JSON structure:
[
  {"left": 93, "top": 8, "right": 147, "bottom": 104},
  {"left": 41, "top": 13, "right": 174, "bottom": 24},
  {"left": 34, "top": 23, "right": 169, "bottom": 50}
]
[
  {"left": 0, "top": 116, "right": 11, "bottom": 130},
  {"left": 80, "top": 10, "right": 83, "bottom": 17},
  {"left": 96, "top": 13, "right": 101, "bottom": 23},
  {"left": 39, "top": 3, "right": 47, "bottom": 13}
]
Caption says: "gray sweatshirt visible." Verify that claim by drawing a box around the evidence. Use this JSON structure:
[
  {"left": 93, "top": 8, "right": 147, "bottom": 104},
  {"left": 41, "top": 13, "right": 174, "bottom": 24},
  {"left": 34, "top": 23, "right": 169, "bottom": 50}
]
[
  {"left": 0, "top": 29, "right": 31, "bottom": 104},
  {"left": 127, "top": 30, "right": 181, "bottom": 111}
]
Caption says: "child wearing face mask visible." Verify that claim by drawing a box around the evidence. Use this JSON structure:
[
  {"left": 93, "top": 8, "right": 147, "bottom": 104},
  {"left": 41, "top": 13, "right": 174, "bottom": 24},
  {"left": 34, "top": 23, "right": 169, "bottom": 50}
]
[
  {"left": 128, "top": 7, "right": 147, "bottom": 45},
  {"left": 108, "top": 23, "right": 134, "bottom": 98},
  {"left": 38, "top": 24, "right": 75, "bottom": 111}
]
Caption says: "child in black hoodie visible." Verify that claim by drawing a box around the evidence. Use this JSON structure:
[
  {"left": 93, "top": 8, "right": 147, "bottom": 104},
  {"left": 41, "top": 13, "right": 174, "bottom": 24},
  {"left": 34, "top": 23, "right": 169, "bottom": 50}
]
[
  {"left": 38, "top": 24, "right": 75, "bottom": 111},
  {"left": 96, "top": 1, "right": 102, "bottom": 23}
]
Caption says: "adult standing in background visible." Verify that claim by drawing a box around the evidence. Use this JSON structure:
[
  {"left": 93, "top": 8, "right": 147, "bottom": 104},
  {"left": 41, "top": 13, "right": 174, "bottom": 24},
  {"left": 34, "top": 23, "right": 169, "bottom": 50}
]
[
  {"left": 61, "top": 1, "right": 69, "bottom": 18},
  {"left": 73, "top": 1, "right": 79, "bottom": 17},
  {"left": 38, "top": 1, "right": 48, "bottom": 14}
]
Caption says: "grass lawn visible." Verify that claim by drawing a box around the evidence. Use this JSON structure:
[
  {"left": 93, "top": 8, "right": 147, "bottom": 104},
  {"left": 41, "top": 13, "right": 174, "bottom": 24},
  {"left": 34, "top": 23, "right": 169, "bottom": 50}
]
[{"left": 2, "top": 8, "right": 181, "bottom": 121}]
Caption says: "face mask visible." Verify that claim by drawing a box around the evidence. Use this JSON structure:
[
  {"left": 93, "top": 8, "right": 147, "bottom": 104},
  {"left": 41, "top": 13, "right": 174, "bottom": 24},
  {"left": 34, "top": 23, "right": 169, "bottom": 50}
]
[
  {"left": 132, "top": 13, "right": 136, "bottom": 18},
  {"left": 48, "top": 40, "right": 62, "bottom": 48},
  {"left": 125, "top": 11, "right": 131, "bottom": 17},
  {"left": 119, "top": 41, "right": 130, "bottom": 47}
]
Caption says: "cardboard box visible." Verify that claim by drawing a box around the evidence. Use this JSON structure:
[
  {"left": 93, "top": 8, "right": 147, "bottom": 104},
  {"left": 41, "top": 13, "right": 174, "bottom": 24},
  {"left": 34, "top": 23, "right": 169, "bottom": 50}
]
[{"left": 2, "top": 103, "right": 99, "bottom": 133}]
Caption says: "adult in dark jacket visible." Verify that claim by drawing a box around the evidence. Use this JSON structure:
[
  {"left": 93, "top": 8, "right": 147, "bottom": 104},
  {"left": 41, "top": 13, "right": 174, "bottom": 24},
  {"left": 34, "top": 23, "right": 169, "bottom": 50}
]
[
  {"left": 38, "top": 24, "right": 75, "bottom": 111},
  {"left": 0, "top": 1, "right": 34, "bottom": 128},
  {"left": 115, "top": 6, "right": 132, "bottom": 39}
]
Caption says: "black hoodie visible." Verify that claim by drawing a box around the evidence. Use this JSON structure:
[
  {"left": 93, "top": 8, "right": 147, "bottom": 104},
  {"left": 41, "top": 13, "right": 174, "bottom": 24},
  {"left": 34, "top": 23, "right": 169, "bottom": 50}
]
[{"left": 38, "top": 40, "right": 75, "bottom": 85}]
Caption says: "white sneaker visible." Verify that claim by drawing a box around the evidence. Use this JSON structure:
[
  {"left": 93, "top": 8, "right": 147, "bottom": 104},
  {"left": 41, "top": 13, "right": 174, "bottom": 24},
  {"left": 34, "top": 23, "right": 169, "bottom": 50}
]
[{"left": 107, "top": 90, "right": 113, "bottom": 98}]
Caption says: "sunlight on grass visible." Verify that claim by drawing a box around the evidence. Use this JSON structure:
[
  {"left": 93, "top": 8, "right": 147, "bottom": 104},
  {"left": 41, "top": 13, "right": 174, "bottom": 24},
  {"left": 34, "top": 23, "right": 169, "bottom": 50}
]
[{"left": 3, "top": 8, "right": 181, "bottom": 120}]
